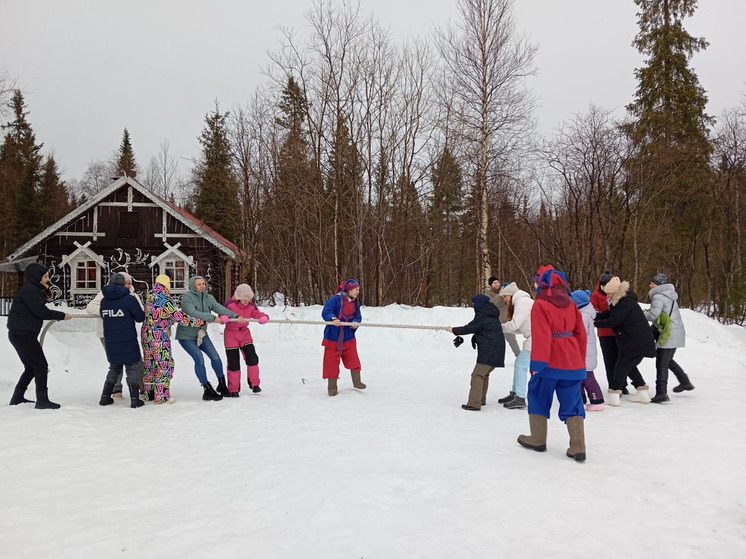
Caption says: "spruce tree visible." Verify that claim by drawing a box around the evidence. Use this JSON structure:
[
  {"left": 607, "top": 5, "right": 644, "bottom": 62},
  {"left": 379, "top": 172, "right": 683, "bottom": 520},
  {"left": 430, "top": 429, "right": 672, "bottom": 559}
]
[
  {"left": 39, "top": 156, "right": 72, "bottom": 227},
  {"left": 0, "top": 90, "right": 43, "bottom": 249},
  {"left": 193, "top": 105, "right": 241, "bottom": 244},
  {"left": 116, "top": 127, "right": 138, "bottom": 177}
]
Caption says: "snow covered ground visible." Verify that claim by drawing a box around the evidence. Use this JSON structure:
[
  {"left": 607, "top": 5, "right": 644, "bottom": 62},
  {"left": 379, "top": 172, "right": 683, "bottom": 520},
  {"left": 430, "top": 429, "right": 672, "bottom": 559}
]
[{"left": 1, "top": 302, "right": 745, "bottom": 558}]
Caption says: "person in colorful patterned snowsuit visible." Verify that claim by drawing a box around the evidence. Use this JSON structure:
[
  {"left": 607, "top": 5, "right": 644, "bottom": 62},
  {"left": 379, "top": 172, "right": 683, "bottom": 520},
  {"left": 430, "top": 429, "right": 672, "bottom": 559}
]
[
  {"left": 517, "top": 265, "right": 588, "bottom": 462},
  {"left": 321, "top": 279, "right": 365, "bottom": 396},
  {"left": 141, "top": 275, "right": 204, "bottom": 404},
  {"left": 223, "top": 284, "right": 269, "bottom": 396}
]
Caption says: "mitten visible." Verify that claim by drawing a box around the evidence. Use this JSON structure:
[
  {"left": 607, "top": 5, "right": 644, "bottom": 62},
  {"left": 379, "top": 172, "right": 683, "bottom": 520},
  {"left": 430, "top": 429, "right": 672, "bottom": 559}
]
[
  {"left": 471, "top": 336, "right": 477, "bottom": 349},
  {"left": 258, "top": 315, "right": 269, "bottom": 324},
  {"left": 453, "top": 336, "right": 464, "bottom": 348},
  {"left": 219, "top": 315, "right": 230, "bottom": 324}
]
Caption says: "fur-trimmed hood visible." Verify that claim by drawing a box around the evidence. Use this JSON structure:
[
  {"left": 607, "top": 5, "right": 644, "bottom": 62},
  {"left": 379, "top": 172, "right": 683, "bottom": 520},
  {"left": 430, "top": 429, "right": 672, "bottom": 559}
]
[{"left": 608, "top": 280, "right": 631, "bottom": 306}]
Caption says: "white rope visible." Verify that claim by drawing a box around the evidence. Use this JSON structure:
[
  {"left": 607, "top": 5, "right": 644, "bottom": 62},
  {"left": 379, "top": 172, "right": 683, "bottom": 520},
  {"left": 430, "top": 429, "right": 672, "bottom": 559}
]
[{"left": 38, "top": 313, "right": 450, "bottom": 347}]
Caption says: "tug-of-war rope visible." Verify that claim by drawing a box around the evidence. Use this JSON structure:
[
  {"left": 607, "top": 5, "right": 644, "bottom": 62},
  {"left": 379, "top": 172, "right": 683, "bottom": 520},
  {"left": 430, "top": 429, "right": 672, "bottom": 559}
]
[{"left": 39, "top": 314, "right": 450, "bottom": 347}]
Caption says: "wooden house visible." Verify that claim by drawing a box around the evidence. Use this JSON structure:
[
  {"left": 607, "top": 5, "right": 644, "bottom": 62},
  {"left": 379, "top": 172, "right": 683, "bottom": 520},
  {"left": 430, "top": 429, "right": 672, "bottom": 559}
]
[{"left": 1, "top": 177, "right": 250, "bottom": 307}]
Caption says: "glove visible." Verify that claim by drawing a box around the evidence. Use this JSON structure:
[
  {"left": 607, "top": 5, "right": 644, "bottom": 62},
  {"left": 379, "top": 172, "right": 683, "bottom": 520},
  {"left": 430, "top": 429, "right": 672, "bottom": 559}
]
[
  {"left": 258, "top": 315, "right": 269, "bottom": 324},
  {"left": 453, "top": 336, "right": 464, "bottom": 348},
  {"left": 219, "top": 315, "right": 230, "bottom": 324},
  {"left": 471, "top": 336, "right": 477, "bottom": 349}
]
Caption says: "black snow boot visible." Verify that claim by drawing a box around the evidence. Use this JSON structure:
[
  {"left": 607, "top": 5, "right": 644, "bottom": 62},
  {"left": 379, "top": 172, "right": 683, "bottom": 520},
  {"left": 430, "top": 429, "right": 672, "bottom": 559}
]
[
  {"left": 99, "top": 380, "right": 116, "bottom": 406},
  {"left": 497, "top": 391, "right": 515, "bottom": 404},
  {"left": 672, "top": 381, "right": 695, "bottom": 393},
  {"left": 129, "top": 383, "right": 144, "bottom": 408},
  {"left": 9, "top": 388, "right": 34, "bottom": 405},
  {"left": 35, "top": 390, "right": 61, "bottom": 410},
  {"left": 216, "top": 377, "right": 232, "bottom": 397},
  {"left": 202, "top": 382, "right": 223, "bottom": 401}
]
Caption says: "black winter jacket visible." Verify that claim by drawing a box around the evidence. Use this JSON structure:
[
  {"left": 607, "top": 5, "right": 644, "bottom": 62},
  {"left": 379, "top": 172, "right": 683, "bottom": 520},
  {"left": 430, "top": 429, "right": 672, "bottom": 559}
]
[
  {"left": 101, "top": 284, "right": 145, "bottom": 365},
  {"left": 7, "top": 263, "right": 66, "bottom": 336},
  {"left": 452, "top": 302, "right": 506, "bottom": 367},
  {"left": 594, "top": 287, "right": 656, "bottom": 359}
]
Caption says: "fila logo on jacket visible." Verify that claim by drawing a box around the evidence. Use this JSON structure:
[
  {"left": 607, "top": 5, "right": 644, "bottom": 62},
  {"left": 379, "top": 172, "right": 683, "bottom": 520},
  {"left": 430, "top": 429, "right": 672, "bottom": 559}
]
[{"left": 102, "top": 309, "right": 126, "bottom": 318}]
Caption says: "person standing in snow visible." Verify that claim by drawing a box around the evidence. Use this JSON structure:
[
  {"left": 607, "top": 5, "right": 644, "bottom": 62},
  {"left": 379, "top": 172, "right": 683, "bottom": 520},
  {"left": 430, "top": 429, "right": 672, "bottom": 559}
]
[
  {"left": 593, "top": 276, "right": 656, "bottom": 406},
  {"left": 86, "top": 271, "right": 144, "bottom": 398},
  {"left": 7, "top": 263, "right": 71, "bottom": 409},
  {"left": 591, "top": 269, "right": 628, "bottom": 395},
  {"left": 497, "top": 282, "right": 532, "bottom": 410},
  {"left": 570, "top": 289, "right": 604, "bottom": 411},
  {"left": 98, "top": 273, "right": 146, "bottom": 408},
  {"left": 517, "top": 265, "right": 588, "bottom": 462},
  {"left": 176, "top": 276, "right": 244, "bottom": 401},
  {"left": 644, "top": 273, "right": 694, "bottom": 403},
  {"left": 223, "top": 283, "right": 269, "bottom": 396},
  {"left": 321, "top": 279, "right": 366, "bottom": 396},
  {"left": 486, "top": 276, "right": 521, "bottom": 358},
  {"left": 141, "top": 275, "right": 205, "bottom": 404},
  {"left": 447, "top": 294, "right": 506, "bottom": 411}
]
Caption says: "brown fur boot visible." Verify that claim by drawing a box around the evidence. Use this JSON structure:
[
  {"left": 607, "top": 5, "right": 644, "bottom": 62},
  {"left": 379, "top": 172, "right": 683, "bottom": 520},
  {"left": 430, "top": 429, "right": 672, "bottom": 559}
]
[
  {"left": 566, "top": 416, "right": 586, "bottom": 462},
  {"left": 328, "top": 378, "right": 338, "bottom": 397},
  {"left": 517, "top": 414, "right": 547, "bottom": 452},
  {"left": 351, "top": 370, "right": 366, "bottom": 389}
]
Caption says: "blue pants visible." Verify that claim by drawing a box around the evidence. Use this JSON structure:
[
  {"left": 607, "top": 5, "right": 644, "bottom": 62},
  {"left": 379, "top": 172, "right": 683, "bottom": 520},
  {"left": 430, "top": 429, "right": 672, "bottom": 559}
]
[
  {"left": 527, "top": 375, "right": 585, "bottom": 422},
  {"left": 512, "top": 350, "right": 530, "bottom": 398},
  {"left": 178, "top": 336, "right": 225, "bottom": 386}
]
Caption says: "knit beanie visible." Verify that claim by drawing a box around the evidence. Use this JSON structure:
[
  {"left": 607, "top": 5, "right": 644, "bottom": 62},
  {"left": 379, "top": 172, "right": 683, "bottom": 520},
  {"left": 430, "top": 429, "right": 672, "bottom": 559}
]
[
  {"left": 487, "top": 276, "right": 499, "bottom": 286},
  {"left": 603, "top": 276, "right": 622, "bottom": 294},
  {"left": 599, "top": 269, "right": 613, "bottom": 287},
  {"left": 109, "top": 273, "right": 126, "bottom": 287},
  {"left": 234, "top": 283, "right": 254, "bottom": 301},
  {"left": 155, "top": 274, "right": 171, "bottom": 291},
  {"left": 501, "top": 282, "right": 519, "bottom": 297},
  {"left": 472, "top": 294, "right": 490, "bottom": 311},
  {"left": 651, "top": 273, "right": 669, "bottom": 286},
  {"left": 570, "top": 289, "right": 591, "bottom": 309}
]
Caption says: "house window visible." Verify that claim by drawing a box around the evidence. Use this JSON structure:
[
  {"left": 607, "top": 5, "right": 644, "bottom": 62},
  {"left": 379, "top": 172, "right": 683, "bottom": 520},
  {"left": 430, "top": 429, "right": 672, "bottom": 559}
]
[
  {"left": 162, "top": 259, "right": 187, "bottom": 291},
  {"left": 74, "top": 260, "right": 98, "bottom": 290}
]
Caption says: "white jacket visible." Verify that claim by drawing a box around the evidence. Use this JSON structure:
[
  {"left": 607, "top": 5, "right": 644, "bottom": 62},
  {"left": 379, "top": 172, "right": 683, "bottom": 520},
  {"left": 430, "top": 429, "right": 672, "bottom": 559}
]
[
  {"left": 501, "top": 289, "right": 533, "bottom": 351},
  {"left": 578, "top": 303, "right": 598, "bottom": 371}
]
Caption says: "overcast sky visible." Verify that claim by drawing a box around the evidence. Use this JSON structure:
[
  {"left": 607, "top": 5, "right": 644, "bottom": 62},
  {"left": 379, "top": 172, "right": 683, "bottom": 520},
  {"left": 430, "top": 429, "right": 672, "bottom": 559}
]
[{"left": 2, "top": 0, "right": 745, "bottom": 182}]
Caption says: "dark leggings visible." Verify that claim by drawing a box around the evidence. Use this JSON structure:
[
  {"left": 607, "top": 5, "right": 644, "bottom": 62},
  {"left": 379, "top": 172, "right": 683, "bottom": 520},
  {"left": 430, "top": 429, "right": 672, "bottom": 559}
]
[
  {"left": 610, "top": 353, "right": 647, "bottom": 391},
  {"left": 655, "top": 348, "right": 689, "bottom": 392},
  {"left": 226, "top": 344, "right": 259, "bottom": 370},
  {"left": 9, "top": 333, "right": 50, "bottom": 392},
  {"left": 598, "top": 335, "right": 621, "bottom": 389}
]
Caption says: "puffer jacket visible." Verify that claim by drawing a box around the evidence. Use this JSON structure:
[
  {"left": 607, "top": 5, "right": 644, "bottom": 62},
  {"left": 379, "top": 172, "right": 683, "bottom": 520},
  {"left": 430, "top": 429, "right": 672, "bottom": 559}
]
[
  {"left": 100, "top": 284, "right": 145, "bottom": 365},
  {"left": 500, "top": 289, "right": 533, "bottom": 351},
  {"left": 578, "top": 303, "right": 598, "bottom": 371},
  {"left": 590, "top": 283, "right": 614, "bottom": 338},
  {"left": 644, "top": 283, "right": 686, "bottom": 349},
  {"left": 594, "top": 282, "right": 656, "bottom": 359},
  {"left": 224, "top": 299, "right": 268, "bottom": 348},
  {"left": 7, "top": 263, "right": 66, "bottom": 336},
  {"left": 452, "top": 302, "right": 506, "bottom": 368},
  {"left": 175, "top": 276, "right": 238, "bottom": 340},
  {"left": 87, "top": 288, "right": 143, "bottom": 338}
]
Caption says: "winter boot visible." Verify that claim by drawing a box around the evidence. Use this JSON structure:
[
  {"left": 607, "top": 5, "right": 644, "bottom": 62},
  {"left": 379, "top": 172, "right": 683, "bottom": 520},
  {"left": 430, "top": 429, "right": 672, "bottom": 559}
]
[
  {"left": 216, "top": 377, "right": 235, "bottom": 398},
  {"left": 328, "top": 378, "right": 338, "bottom": 397},
  {"left": 99, "top": 381, "right": 116, "bottom": 406},
  {"left": 35, "top": 390, "right": 61, "bottom": 410},
  {"left": 351, "top": 369, "right": 366, "bottom": 389},
  {"left": 584, "top": 403, "right": 605, "bottom": 411},
  {"left": 606, "top": 389, "right": 622, "bottom": 407},
  {"left": 504, "top": 396, "right": 526, "bottom": 409},
  {"left": 9, "top": 388, "right": 34, "bottom": 405},
  {"left": 202, "top": 382, "right": 223, "bottom": 401},
  {"left": 252, "top": 385, "right": 262, "bottom": 393},
  {"left": 651, "top": 393, "right": 670, "bottom": 403},
  {"left": 517, "top": 414, "right": 548, "bottom": 452},
  {"left": 129, "top": 382, "right": 144, "bottom": 408},
  {"left": 498, "top": 391, "right": 515, "bottom": 404},
  {"left": 628, "top": 385, "right": 651, "bottom": 404},
  {"left": 566, "top": 416, "right": 586, "bottom": 462},
  {"left": 672, "top": 381, "right": 695, "bottom": 393}
]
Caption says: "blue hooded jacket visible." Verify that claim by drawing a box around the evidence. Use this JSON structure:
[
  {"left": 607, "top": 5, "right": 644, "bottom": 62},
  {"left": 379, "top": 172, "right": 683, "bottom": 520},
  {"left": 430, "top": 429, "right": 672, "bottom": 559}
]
[{"left": 101, "top": 284, "right": 145, "bottom": 365}]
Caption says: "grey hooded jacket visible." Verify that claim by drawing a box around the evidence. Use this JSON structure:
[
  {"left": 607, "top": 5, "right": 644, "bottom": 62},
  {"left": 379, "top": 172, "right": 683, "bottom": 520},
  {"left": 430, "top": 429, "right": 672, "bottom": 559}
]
[
  {"left": 174, "top": 276, "right": 238, "bottom": 340},
  {"left": 644, "top": 283, "right": 686, "bottom": 349}
]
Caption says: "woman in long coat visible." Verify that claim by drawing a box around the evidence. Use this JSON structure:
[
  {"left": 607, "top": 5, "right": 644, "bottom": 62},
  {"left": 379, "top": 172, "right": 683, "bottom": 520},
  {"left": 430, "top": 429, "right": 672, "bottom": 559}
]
[{"left": 141, "top": 275, "right": 204, "bottom": 404}]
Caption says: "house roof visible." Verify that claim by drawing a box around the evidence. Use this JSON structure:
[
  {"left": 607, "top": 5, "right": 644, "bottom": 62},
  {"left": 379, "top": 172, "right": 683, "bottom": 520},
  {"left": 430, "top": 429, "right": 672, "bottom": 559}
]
[{"left": 6, "top": 176, "right": 249, "bottom": 262}]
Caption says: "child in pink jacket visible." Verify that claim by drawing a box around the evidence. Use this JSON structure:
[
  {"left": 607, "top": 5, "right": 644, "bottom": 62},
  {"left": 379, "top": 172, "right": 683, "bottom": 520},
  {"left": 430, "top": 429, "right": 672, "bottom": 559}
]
[{"left": 223, "top": 284, "right": 269, "bottom": 395}]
